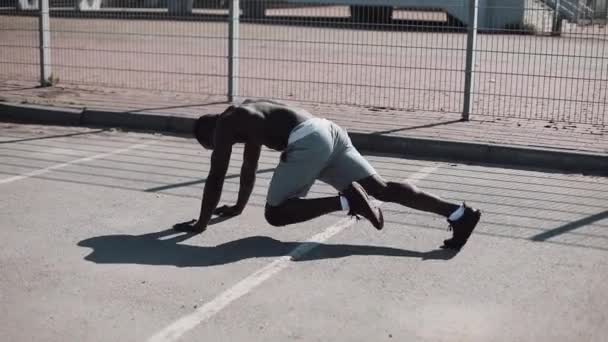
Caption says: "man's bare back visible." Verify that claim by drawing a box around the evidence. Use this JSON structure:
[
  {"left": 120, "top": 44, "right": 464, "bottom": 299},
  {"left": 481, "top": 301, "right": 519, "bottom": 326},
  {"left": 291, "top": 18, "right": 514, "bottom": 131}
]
[{"left": 218, "top": 100, "right": 313, "bottom": 151}]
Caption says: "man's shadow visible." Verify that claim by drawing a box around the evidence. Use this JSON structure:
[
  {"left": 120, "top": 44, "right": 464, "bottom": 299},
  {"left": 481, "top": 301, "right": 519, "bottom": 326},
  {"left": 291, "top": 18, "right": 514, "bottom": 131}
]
[{"left": 77, "top": 228, "right": 458, "bottom": 267}]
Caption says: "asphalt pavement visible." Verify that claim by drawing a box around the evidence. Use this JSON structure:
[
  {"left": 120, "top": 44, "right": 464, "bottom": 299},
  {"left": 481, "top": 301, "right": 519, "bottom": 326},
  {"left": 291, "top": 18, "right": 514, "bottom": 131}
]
[{"left": 1, "top": 122, "right": 607, "bottom": 342}]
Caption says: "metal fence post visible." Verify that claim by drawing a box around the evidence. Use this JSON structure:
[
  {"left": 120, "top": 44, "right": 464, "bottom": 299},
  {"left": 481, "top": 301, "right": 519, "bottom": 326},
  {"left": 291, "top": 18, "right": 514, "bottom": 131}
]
[
  {"left": 552, "top": 0, "right": 563, "bottom": 36},
  {"left": 462, "top": 0, "right": 479, "bottom": 121},
  {"left": 228, "top": 0, "right": 240, "bottom": 102},
  {"left": 38, "top": 0, "right": 52, "bottom": 86}
]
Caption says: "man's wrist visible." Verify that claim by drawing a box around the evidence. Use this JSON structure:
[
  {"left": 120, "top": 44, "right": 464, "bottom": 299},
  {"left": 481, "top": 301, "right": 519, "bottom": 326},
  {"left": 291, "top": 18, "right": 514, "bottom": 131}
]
[{"left": 198, "top": 214, "right": 211, "bottom": 227}]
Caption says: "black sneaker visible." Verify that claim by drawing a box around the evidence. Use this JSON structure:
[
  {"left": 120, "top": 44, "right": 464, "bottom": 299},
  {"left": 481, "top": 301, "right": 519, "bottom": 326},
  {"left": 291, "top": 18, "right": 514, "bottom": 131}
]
[
  {"left": 441, "top": 203, "right": 481, "bottom": 250},
  {"left": 342, "top": 182, "right": 384, "bottom": 230}
]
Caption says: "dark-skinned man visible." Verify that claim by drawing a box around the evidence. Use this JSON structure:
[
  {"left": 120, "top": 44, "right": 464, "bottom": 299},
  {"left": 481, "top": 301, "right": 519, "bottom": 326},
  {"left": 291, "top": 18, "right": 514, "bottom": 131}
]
[{"left": 174, "top": 99, "right": 481, "bottom": 250}]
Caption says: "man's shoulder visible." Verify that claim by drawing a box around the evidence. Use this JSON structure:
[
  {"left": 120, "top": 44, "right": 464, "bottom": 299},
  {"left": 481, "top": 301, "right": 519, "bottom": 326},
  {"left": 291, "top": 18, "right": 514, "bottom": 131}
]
[
  {"left": 241, "top": 98, "right": 287, "bottom": 106},
  {"left": 215, "top": 105, "right": 263, "bottom": 140},
  {"left": 218, "top": 105, "right": 256, "bottom": 122}
]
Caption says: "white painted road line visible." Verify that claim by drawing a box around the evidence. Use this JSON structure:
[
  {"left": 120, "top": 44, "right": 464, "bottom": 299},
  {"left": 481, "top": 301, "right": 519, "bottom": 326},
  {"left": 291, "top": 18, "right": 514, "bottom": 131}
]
[
  {"left": 0, "top": 142, "right": 153, "bottom": 185},
  {"left": 148, "top": 165, "right": 438, "bottom": 342}
]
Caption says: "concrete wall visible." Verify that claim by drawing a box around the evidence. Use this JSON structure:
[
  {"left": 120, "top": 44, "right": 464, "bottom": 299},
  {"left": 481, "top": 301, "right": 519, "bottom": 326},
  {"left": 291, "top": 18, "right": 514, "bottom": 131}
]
[{"left": 594, "top": 0, "right": 607, "bottom": 18}]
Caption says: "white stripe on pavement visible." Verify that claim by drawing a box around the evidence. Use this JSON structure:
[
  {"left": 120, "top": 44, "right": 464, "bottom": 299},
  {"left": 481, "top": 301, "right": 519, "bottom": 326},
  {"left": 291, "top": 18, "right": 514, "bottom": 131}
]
[
  {"left": 148, "top": 165, "right": 439, "bottom": 342},
  {"left": 0, "top": 142, "right": 153, "bottom": 185}
]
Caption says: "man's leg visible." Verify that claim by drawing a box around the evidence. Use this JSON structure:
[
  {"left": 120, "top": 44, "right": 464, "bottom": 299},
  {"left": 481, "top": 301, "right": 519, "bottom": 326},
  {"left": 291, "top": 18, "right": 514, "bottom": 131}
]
[
  {"left": 357, "top": 174, "right": 459, "bottom": 217},
  {"left": 265, "top": 127, "right": 335, "bottom": 227},
  {"left": 317, "top": 119, "right": 480, "bottom": 248},
  {"left": 264, "top": 197, "right": 341, "bottom": 227},
  {"left": 264, "top": 120, "right": 381, "bottom": 228},
  {"left": 358, "top": 174, "right": 481, "bottom": 250},
  {"left": 265, "top": 183, "right": 383, "bottom": 228}
]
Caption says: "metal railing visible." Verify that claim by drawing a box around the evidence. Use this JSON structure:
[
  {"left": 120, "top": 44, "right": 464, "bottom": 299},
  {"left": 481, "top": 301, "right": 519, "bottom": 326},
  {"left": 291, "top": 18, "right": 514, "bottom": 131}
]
[{"left": 0, "top": 0, "right": 606, "bottom": 125}]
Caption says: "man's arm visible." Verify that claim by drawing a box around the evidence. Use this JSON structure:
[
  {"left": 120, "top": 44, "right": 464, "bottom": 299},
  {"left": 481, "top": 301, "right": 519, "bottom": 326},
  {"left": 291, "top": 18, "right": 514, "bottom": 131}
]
[
  {"left": 236, "top": 142, "right": 262, "bottom": 210},
  {"left": 196, "top": 142, "right": 232, "bottom": 229},
  {"left": 214, "top": 142, "right": 261, "bottom": 216},
  {"left": 174, "top": 139, "right": 232, "bottom": 233},
  {"left": 175, "top": 119, "right": 234, "bottom": 233}
]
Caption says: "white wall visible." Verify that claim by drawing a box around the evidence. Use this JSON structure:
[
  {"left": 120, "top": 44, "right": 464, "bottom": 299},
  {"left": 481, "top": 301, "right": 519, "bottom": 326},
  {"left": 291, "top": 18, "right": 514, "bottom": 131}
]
[{"left": 286, "top": 0, "right": 526, "bottom": 29}]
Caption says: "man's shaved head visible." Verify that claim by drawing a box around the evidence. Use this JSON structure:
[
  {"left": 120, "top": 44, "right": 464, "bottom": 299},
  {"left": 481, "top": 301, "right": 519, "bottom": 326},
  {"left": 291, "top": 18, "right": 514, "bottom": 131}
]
[
  {"left": 194, "top": 105, "right": 238, "bottom": 149},
  {"left": 193, "top": 113, "right": 219, "bottom": 149}
]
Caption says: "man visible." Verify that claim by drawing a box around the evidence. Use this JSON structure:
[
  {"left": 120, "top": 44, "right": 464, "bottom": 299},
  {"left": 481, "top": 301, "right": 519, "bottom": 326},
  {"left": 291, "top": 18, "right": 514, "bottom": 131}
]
[{"left": 175, "top": 99, "right": 481, "bottom": 250}]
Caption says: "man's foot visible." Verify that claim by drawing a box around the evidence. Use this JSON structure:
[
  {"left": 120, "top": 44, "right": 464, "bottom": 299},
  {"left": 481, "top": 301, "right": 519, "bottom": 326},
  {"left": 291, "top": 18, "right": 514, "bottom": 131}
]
[
  {"left": 342, "top": 182, "right": 384, "bottom": 230},
  {"left": 441, "top": 203, "right": 481, "bottom": 250}
]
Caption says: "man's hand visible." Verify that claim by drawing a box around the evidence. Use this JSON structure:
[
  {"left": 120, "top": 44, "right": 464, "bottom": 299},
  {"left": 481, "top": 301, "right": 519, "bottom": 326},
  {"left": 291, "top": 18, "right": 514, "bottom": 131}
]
[
  {"left": 213, "top": 204, "right": 243, "bottom": 217},
  {"left": 173, "top": 219, "right": 206, "bottom": 233}
]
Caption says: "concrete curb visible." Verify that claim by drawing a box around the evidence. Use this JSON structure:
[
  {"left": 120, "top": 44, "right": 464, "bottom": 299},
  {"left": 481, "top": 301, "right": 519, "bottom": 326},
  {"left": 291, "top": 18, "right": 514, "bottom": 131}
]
[
  {"left": 0, "top": 103, "right": 82, "bottom": 126},
  {"left": 1, "top": 102, "right": 606, "bottom": 176},
  {"left": 82, "top": 109, "right": 172, "bottom": 132},
  {"left": 349, "top": 133, "right": 608, "bottom": 176}
]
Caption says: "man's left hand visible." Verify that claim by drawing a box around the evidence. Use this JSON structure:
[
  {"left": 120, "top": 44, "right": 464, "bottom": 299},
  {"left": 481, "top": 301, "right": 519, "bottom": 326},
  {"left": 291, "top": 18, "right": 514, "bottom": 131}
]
[
  {"left": 173, "top": 219, "right": 206, "bottom": 233},
  {"left": 213, "top": 204, "right": 243, "bottom": 217}
]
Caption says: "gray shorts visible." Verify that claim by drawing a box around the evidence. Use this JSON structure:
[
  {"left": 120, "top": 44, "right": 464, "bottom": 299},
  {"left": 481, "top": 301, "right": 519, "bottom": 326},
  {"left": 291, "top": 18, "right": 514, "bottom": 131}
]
[{"left": 266, "top": 118, "right": 377, "bottom": 206}]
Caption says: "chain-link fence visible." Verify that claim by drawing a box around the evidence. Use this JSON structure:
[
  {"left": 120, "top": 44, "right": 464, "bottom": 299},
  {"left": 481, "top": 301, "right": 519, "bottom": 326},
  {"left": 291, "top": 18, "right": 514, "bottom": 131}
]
[
  {"left": 0, "top": 0, "right": 606, "bottom": 124},
  {"left": 0, "top": 2, "right": 39, "bottom": 82},
  {"left": 1, "top": 1, "right": 230, "bottom": 95},
  {"left": 474, "top": 0, "right": 607, "bottom": 124}
]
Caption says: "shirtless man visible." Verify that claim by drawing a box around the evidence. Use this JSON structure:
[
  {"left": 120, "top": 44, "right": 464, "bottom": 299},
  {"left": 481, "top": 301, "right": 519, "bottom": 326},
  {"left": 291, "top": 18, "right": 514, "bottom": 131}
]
[{"left": 175, "top": 99, "right": 481, "bottom": 250}]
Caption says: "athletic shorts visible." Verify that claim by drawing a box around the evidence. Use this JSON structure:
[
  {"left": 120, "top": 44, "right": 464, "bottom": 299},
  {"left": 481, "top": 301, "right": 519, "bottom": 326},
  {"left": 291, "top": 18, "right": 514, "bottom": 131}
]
[{"left": 266, "top": 118, "right": 377, "bottom": 206}]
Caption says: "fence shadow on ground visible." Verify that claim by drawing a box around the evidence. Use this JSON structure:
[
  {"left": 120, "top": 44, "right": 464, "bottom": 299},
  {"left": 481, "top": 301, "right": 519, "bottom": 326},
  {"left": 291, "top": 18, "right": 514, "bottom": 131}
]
[{"left": 531, "top": 210, "right": 608, "bottom": 242}]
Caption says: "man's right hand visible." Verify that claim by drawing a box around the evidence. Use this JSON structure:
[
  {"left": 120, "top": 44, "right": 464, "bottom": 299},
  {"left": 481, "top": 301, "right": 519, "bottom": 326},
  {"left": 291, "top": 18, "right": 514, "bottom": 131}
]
[{"left": 173, "top": 219, "right": 206, "bottom": 233}]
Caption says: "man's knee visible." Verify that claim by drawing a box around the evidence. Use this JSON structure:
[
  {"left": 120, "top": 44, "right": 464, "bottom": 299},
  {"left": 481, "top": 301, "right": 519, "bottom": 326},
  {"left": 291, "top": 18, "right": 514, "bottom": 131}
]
[{"left": 265, "top": 204, "right": 289, "bottom": 227}]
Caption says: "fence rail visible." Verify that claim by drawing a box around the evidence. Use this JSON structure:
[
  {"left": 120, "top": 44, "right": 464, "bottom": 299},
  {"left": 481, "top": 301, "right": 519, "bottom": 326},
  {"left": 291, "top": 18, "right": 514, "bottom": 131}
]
[{"left": 0, "top": 0, "right": 606, "bottom": 125}]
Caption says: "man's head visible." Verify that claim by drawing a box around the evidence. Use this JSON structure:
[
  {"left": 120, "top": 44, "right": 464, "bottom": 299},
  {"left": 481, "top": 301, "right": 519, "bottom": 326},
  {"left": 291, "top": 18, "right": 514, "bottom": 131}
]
[{"left": 193, "top": 113, "right": 219, "bottom": 149}]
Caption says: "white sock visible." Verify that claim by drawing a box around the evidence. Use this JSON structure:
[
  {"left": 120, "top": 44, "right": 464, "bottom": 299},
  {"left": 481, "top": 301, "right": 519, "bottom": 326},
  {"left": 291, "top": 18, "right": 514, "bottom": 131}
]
[
  {"left": 449, "top": 204, "right": 465, "bottom": 221},
  {"left": 340, "top": 196, "right": 350, "bottom": 211}
]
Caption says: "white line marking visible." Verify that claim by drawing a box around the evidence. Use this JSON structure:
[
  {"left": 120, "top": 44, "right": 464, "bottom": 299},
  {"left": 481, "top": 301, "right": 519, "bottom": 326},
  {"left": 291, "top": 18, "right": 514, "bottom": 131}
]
[
  {"left": 148, "top": 165, "right": 438, "bottom": 342},
  {"left": 0, "top": 141, "right": 153, "bottom": 185}
]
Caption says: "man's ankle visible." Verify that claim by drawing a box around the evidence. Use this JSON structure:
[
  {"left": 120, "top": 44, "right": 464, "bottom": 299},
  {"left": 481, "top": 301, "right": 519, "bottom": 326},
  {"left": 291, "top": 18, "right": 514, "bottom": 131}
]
[
  {"left": 448, "top": 203, "right": 465, "bottom": 221},
  {"left": 340, "top": 195, "right": 350, "bottom": 211}
]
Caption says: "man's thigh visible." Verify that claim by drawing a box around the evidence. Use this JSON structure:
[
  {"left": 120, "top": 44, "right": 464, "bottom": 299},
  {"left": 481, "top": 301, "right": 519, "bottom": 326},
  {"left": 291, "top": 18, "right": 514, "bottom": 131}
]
[
  {"left": 319, "top": 146, "right": 377, "bottom": 192},
  {"left": 266, "top": 135, "right": 332, "bottom": 206}
]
